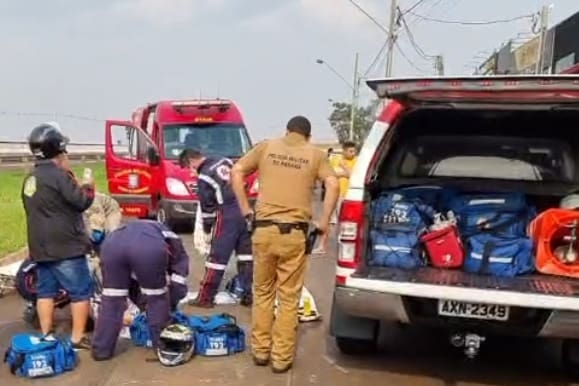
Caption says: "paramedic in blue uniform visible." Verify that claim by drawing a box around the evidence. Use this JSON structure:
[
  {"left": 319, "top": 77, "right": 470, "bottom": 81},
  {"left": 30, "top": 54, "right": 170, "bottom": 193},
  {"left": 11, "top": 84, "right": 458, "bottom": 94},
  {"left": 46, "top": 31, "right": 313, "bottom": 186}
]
[
  {"left": 179, "top": 149, "right": 253, "bottom": 308},
  {"left": 91, "top": 220, "right": 190, "bottom": 361},
  {"left": 22, "top": 122, "right": 95, "bottom": 351}
]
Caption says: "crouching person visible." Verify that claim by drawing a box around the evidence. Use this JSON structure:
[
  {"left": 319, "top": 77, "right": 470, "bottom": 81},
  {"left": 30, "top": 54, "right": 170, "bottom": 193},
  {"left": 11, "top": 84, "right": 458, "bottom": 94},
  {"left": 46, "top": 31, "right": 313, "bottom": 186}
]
[{"left": 91, "top": 220, "right": 190, "bottom": 361}]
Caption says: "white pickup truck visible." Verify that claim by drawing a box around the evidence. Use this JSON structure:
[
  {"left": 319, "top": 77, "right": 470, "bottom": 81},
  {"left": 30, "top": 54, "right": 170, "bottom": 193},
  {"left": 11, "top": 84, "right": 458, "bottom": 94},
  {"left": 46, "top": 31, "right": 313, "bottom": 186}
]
[{"left": 329, "top": 75, "right": 579, "bottom": 373}]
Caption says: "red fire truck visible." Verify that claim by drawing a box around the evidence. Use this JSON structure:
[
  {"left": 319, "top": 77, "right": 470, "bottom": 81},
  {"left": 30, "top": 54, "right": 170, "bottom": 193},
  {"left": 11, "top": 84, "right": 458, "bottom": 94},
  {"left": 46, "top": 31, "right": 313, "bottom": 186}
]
[{"left": 104, "top": 99, "right": 258, "bottom": 231}]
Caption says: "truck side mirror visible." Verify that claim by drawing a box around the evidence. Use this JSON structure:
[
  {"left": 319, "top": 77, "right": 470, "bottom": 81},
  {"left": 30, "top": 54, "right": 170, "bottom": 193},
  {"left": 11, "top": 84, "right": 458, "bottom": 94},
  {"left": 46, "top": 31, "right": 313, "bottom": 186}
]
[{"left": 147, "top": 146, "right": 160, "bottom": 166}]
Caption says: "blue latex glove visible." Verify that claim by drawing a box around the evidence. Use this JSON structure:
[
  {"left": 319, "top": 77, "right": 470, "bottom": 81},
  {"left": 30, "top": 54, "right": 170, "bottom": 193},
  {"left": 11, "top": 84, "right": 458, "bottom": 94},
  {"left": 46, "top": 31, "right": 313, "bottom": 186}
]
[{"left": 91, "top": 230, "right": 105, "bottom": 245}]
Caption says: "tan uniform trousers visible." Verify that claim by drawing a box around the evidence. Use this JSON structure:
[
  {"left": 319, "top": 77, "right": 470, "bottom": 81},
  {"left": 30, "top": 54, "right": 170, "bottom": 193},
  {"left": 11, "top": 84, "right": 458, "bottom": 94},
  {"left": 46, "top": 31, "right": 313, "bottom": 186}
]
[{"left": 251, "top": 225, "right": 307, "bottom": 367}]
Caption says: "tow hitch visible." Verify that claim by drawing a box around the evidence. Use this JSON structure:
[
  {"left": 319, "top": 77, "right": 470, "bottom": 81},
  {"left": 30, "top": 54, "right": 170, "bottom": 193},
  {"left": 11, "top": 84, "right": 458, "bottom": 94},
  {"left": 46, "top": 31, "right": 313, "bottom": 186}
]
[{"left": 449, "top": 332, "right": 486, "bottom": 359}]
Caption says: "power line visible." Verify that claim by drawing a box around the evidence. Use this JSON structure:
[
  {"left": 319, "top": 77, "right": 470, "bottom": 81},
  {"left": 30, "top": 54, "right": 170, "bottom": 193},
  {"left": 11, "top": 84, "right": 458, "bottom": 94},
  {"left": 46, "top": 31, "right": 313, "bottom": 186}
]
[
  {"left": 407, "top": 11, "right": 534, "bottom": 25},
  {"left": 395, "top": 41, "right": 430, "bottom": 74},
  {"left": 346, "top": 0, "right": 390, "bottom": 34},
  {"left": 402, "top": 0, "right": 429, "bottom": 15},
  {"left": 363, "top": 38, "right": 390, "bottom": 77},
  {"left": 398, "top": 9, "right": 437, "bottom": 60},
  {"left": 407, "top": 0, "right": 446, "bottom": 27}
]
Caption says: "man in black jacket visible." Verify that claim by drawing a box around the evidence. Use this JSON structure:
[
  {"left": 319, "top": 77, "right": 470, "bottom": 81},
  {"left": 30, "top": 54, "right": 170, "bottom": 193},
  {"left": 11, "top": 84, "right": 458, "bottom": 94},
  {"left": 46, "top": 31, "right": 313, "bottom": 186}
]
[{"left": 21, "top": 122, "right": 95, "bottom": 350}]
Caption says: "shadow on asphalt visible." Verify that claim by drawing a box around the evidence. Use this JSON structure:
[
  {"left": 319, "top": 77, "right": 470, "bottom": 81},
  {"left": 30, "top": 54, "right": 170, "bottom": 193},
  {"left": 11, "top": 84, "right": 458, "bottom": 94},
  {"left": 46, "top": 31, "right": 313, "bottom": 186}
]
[{"left": 322, "top": 322, "right": 574, "bottom": 386}]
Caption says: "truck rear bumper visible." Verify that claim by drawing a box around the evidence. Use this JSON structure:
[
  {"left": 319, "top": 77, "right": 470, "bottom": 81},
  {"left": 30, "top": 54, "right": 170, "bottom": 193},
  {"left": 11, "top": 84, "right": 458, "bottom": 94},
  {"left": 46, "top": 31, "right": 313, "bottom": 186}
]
[
  {"left": 335, "top": 267, "right": 579, "bottom": 339},
  {"left": 164, "top": 199, "right": 197, "bottom": 220},
  {"left": 348, "top": 267, "right": 579, "bottom": 311}
]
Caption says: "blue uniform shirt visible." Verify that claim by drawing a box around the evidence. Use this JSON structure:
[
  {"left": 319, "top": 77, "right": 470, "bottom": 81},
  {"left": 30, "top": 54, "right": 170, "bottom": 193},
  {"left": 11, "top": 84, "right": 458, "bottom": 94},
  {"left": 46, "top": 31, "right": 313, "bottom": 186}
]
[{"left": 196, "top": 157, "right": 239, "bottom": 234}]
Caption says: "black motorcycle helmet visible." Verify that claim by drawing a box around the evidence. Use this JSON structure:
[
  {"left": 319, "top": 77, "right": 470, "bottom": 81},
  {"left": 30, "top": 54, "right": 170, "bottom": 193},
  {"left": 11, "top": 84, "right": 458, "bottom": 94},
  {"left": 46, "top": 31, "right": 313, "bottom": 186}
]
[{"left": 28, "top": 122, "right": 69, "bottom": 160}]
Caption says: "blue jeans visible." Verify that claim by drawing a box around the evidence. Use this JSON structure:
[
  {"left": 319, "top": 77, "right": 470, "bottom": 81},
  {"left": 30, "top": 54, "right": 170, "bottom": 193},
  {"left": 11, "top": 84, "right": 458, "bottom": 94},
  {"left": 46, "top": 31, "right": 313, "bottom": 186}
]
[{"left": 36, "top": 256, "right": 93, "bottom": 302}]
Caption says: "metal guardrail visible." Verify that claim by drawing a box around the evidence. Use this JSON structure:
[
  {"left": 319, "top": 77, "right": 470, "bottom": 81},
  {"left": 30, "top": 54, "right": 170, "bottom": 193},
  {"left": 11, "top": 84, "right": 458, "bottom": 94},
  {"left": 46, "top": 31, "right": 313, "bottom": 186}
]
[
  {"left": 0, "top": 141, "right": 340, "bottom": 165},
  {"left": 0, "top": 141, "right": 105, "bottom": 165}
]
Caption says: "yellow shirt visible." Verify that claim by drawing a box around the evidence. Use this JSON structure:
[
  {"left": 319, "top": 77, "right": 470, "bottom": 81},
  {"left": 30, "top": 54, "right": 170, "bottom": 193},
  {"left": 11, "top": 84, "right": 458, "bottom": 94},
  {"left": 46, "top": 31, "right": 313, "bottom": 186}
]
[{"left": 330, "top": 155, "right": 357, "bottom": 198}]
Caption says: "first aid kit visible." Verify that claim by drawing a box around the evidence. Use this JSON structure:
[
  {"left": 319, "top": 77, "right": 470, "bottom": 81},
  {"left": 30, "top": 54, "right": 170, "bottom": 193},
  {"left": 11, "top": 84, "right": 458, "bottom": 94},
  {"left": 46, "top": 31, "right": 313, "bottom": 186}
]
[
  {"left": 445, "top": 192, "right": 536, "bottom": 277},
  {"left": 368, "top": 187, "right": 541, "bottom": 277},
  {"left": 421, "top": 217, "right": 464, "bottom": 269},
  {"left": 446, "top": 192, "right": 535, "bottom": 238},
  {"left": 188, "top": 313, "right": 246, "bottom": 357},
  {"left": 4, "top": 333, "right": 77, "bottom": 378},
  {"left": 369, "top": 190, "right": 436, "bottom": 269},
  {"left": 464, "top": 234, "right": 535, "bottom": 277}
]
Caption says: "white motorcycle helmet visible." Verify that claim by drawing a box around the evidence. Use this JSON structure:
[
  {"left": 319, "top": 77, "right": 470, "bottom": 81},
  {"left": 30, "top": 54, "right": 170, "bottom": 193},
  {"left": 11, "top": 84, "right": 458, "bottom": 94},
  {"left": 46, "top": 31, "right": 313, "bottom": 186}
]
[
  {"left": 560, "top": 194, "right": 579, "bottom": 210},
  {"left": 156, "top": 324, "right": 195, "bottom": 367}
]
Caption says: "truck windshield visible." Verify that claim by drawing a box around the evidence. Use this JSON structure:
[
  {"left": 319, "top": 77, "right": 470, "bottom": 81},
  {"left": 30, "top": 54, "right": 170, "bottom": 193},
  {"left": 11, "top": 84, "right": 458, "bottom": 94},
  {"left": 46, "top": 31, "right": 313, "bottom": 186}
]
[{"left": 163, "top": 123, "right": 252, "bottom": 159}]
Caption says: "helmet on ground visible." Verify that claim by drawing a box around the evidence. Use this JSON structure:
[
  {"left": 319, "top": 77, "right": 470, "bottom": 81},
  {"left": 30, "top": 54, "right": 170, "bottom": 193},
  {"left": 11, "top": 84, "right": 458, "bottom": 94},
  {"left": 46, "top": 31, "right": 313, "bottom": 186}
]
[
  {"left": 560, "top": 194, "right": 579, "bottom": 210},
  {"left": 156, "top": 324, "right": 195, "bottom": 366},
  {"left": 15, "top": 258, "right": 70, "bottom": 306},
  {"left": 28, "top": 122, "right": 69, "bottom": 159}
]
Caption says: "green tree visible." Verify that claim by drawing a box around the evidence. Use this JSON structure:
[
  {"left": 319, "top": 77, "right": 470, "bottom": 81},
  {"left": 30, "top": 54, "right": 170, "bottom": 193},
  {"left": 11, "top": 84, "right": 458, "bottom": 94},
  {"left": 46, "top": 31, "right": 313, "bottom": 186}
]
[{"left": 328, "top": 99, "right": 380, "bottom": 145}]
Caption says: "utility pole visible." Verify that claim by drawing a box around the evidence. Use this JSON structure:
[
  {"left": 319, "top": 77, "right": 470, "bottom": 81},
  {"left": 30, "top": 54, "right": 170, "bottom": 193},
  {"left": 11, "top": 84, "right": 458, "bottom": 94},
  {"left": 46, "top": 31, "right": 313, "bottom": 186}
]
[
  {"left": 349, "top": 52, "right": 359, "bottom": 142},
  {"left": 535, "top": 5, "right": 551, "bottom": 74},
  {"left": 435, "top": 55, "right": 445, "bottom": 76},
  {"left": 385, "top": 0, "right": 397, "bottom": 77}
]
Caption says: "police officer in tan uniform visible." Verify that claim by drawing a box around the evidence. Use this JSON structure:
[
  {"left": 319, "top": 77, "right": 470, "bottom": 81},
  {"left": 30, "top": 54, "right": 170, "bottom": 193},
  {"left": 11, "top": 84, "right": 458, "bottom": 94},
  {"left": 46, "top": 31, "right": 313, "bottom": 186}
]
[{"left": 231, "top": 116, "right": 339, "bottom": 373}]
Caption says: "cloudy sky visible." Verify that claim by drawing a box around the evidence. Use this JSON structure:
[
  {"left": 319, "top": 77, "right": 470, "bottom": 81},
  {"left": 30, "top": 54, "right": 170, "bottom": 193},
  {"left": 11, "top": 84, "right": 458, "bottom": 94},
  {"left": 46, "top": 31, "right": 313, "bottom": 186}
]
[{"left": 0, "top": 0, "right": 578, "bottom": 143}]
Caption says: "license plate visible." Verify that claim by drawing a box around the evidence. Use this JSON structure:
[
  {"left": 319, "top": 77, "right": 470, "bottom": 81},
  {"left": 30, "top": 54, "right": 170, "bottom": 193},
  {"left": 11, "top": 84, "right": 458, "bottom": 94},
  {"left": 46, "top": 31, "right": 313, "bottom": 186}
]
[{"left": 438, "top": 299, "right": 510, "bottom": 321}]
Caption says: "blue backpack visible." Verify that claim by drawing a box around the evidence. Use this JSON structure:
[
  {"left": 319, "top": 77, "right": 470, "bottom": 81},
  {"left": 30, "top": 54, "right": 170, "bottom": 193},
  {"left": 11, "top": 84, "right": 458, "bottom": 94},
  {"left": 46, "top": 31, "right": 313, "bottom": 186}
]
[
  {"left": 130, "top": 311, "right": 191, "bottom": 348},
  {"left": 446, "top": 192, "right": 536, "bottom": 277},
  {"left": 446, "top": 192, "right": 536, "bottom": 238},
  {"left": 463, "top": 233, "right": 535, "bottom": 277},
  {"left": 188, "top": 313, "right": 246, "bottom": 357},
  {"left": 3, "top": 333, "right": 77, "bottom": 378},
  {"left": 370, "top": 190, "right": 436, "bottom": 269}
]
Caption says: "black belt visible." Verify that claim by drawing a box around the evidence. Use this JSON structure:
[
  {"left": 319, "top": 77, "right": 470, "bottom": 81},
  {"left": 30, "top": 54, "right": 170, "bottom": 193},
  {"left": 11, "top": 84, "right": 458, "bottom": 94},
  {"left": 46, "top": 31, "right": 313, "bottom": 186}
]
[{"left": 254, "top": 220, "right": 309, "bottom": 235}]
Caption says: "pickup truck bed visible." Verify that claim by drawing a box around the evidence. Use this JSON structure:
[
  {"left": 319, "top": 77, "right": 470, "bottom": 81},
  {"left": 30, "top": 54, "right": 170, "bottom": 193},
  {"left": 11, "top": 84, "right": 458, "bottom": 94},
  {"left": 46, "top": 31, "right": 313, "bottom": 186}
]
[
  {"left": 353, "top": 267, "right": 579, "bottom": 298},
  {"left": 344, "top": 267, "right": 579, "bottom": 336}
]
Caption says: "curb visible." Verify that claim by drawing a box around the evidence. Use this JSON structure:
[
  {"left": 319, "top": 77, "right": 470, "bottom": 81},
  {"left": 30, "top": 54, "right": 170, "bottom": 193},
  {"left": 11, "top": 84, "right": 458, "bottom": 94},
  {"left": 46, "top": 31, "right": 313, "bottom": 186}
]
[{"left": 0, "top": 247, "right": 27, "bottom": 267}]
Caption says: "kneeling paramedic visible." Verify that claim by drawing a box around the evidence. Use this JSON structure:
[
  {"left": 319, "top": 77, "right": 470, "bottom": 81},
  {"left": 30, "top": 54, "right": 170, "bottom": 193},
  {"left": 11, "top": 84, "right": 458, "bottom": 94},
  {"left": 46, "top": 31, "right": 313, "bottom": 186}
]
[
  {"left": 22, "top": 122, "right": 95, "bottom": 350},
  {"left": 91, "top": 220, "right": 190, "bottom": 361},
  {"left": 231, "top": 116, "right": 339, "bottom": 373},
  {"left": 179, "top": 149, "right": 253, "bottom": 308}
]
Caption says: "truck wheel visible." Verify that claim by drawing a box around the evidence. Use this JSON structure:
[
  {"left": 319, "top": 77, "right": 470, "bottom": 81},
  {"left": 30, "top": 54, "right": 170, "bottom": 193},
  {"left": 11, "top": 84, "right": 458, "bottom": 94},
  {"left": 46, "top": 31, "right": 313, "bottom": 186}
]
[
  {"left": 156, "top": 201, "right": 177, "bottom": 231},
  {"left": 562, "top": 339, "right": 579, "bottom": 378},
  {"left": 329, "top": 294, "right": 379, "bottom": 356}
]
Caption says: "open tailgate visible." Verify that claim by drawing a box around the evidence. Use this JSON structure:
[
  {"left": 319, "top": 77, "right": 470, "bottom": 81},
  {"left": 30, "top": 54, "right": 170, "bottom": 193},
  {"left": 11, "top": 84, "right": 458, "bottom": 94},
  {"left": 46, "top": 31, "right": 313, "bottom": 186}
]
[{"left": 366, "top": 75, "right": 579, "bottom": 105}]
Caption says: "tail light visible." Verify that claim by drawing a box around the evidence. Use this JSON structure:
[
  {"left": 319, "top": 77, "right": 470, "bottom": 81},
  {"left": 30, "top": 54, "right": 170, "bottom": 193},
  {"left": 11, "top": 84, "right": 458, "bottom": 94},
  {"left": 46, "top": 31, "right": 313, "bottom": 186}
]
[{"left": 337, "top": 200, "right": 365, "bottom": 271}]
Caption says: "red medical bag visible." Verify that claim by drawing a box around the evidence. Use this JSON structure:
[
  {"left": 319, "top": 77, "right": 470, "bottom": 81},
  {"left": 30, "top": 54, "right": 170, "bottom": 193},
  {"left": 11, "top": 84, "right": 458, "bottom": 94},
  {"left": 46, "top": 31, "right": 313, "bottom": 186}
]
[{"left": 420, "top": 226, "right": 464, "bottom": 268}]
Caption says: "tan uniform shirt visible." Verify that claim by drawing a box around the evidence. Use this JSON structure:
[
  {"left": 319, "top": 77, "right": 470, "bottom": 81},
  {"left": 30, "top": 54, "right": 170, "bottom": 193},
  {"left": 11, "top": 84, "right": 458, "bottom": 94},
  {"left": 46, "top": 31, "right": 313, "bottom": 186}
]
[
  {"left": 83, "top": 192, "right": 122, "bottom": 233},
  {"left": 236, "top": 132, "right": 335, "bottom": 223}
]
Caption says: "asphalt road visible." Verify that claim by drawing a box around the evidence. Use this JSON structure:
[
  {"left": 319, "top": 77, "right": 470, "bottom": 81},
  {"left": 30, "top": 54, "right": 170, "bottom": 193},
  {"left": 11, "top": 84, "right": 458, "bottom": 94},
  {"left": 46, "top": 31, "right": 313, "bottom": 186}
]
[{"left": 0, "top": 232, "right": 578, "bottom": 385}]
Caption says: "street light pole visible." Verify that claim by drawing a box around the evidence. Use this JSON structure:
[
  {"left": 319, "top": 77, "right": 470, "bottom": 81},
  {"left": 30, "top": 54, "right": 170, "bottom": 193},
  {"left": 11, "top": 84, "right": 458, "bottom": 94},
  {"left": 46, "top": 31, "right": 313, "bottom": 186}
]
[
  {"left": 315, "top": 59, "right": 355, "bottom": 92},
  {"left": 535, "top": 5, "right": 552, "bottom": 74},
  {"left": 316, "top": 55, "right": 361, "bottom": 142},
  {"left": 349, "top": 52, "right": 359, "bottom": 141},
  {"left": 385, "top": 0, "right": 397, "bottom": 77}
]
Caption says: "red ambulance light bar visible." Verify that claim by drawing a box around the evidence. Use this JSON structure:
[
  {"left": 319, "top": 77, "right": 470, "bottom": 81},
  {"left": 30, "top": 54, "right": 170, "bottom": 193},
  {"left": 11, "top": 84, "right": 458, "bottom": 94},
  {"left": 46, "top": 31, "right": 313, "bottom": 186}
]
[{"left": 366, "top": 75, "right": 579, "bottom": 100}]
